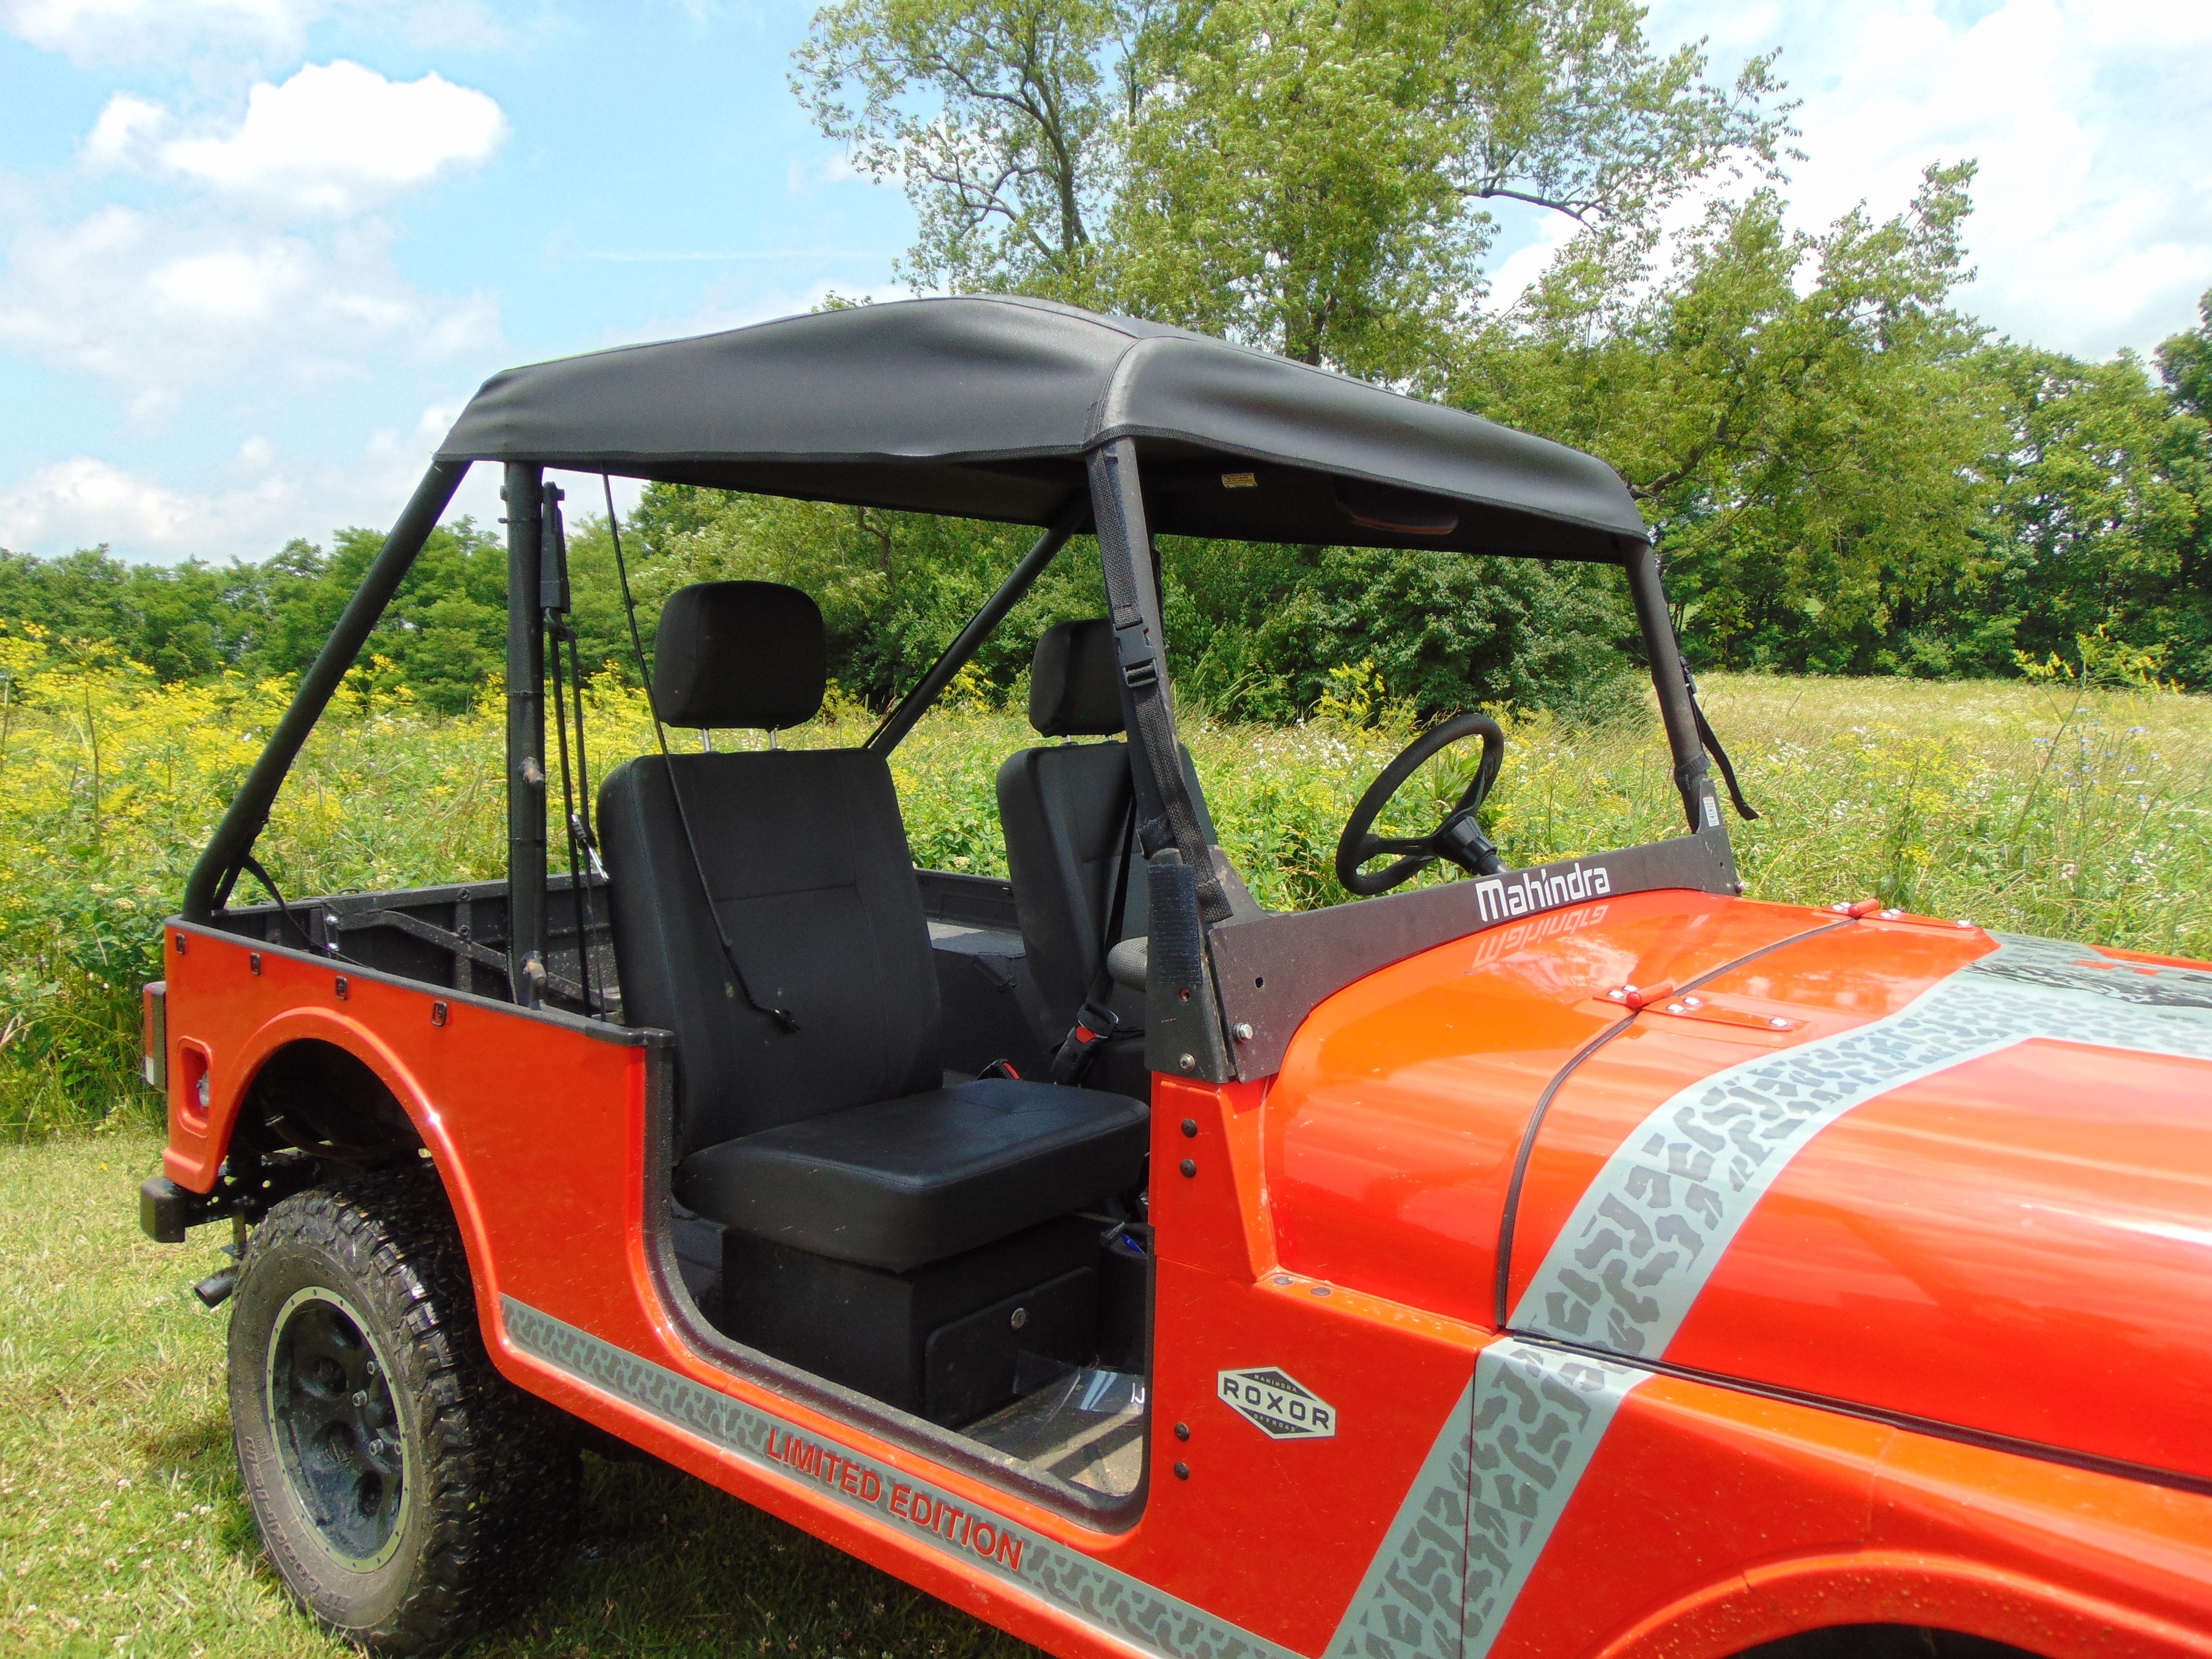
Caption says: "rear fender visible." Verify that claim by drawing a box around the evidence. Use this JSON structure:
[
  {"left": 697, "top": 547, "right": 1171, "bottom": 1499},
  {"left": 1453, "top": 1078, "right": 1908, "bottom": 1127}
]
[{"left": 170, "top": 1005, "right": 492, "bottom": 1297}]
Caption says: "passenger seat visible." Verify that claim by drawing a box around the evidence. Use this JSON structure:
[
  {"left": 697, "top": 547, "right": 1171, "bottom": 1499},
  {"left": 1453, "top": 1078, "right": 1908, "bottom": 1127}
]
[{"left": 596, "top": 583, "right": 1149, "bottom": 1421}]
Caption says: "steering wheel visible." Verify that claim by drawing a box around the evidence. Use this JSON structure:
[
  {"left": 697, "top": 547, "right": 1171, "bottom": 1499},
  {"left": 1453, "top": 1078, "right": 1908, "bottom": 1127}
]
[{"left": 1334, "top": 711, "right": 1507, "bottom": 896}]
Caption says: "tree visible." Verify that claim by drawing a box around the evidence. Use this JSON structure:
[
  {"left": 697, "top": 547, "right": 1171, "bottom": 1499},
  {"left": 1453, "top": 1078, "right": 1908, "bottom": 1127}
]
[
  {"left": 1433, "top": 0, "right": 1790, "bottom": 227},
  {"left": 1111, "top": 0, "right": 1488, "bottom": 377},
  {"left": 792, "top": 0, "right": 1138, "bottom": 298},
  {"left": 1972, "top": 344, "right": 2209, "bottom": 681},
  {"left": 1458, "top": 164, "right": 1996, "bottom": 674},
  {"left": 613, "top": 482, "right": 1106, "bottom": 704},
  {"left": 2158, "top": 285, "right": 2212, "bottom": 424},
  {"left": 1164, "top": 537, "right": 1638, "bottom": 722},
  {"left": 790, "top": 0, "right": 1788, "bottom": 368}
]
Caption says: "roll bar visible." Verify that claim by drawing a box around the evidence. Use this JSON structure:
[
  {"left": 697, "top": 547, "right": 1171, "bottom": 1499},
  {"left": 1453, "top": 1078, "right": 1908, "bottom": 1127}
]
[
  {"left": 181, "top": 453, "right": 1716, "bottom": 1003},
  {"left": 184, "top": 459, "right": 470, "bottom": 924}
]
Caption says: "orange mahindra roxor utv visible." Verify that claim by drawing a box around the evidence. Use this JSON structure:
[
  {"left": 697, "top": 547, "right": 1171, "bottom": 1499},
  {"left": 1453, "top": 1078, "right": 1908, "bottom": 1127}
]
[{"left": 137, "top": 297, "right": 2212, "bottom": 1659}]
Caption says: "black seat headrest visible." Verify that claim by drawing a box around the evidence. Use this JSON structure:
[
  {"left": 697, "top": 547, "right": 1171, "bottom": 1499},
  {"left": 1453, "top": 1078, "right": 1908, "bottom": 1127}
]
[
  {"left": 653, "top": 582, "right": 826, "bottom": 729},
  {"left": 1029, "top": 619, "right": 1124, "bottom": 737}
]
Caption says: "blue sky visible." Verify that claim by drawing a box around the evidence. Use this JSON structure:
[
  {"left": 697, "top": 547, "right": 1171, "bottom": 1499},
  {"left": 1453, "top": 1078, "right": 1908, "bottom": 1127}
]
[{"left": 1, "top": 0, "right": 2207, "bottom": 564}]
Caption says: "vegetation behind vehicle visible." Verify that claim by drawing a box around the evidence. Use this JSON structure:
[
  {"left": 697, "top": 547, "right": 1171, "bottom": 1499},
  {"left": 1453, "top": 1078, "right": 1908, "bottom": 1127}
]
[{"left": 4, "top": 617, "right": 2206, "bottom": 1136}]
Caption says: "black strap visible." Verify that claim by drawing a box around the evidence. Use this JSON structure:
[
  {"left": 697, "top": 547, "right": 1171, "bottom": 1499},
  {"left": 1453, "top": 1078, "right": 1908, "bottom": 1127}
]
[
  {"left": 1050, "top": 771, "right": 1142, "bottom": 1087},
  {"left": 1088, "top": 441, "right": 1229, "bottom": 924},
  {"left": 238, "top": 853, "right": 319, "bottom": 953},
  {"left": 542, "top": 484, "right": 605, "bottom": 1018},
  {"left": 1096, "top": 787, "right": 1137, "bottom": 988},
  {"left": 605, "top": 476, "right": 798, "bottom": 1033},
  {"left": 1682, "top": 662, "right": 1759, "bottom": 821}
]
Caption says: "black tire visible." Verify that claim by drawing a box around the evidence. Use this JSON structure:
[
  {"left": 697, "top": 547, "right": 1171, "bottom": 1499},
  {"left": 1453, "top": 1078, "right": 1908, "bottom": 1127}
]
[{"left": 228, "top": 1162, "right": 579, "bottom": 1654}]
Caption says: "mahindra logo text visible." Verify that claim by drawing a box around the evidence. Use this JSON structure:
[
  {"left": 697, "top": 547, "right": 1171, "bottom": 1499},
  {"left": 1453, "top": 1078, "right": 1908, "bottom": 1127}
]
[{"left": 1475, "top": 860, "right": 1613, "bottom": 924}]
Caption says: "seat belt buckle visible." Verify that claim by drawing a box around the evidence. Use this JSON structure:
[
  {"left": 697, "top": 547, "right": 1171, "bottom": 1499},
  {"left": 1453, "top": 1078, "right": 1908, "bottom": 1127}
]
[
  {"left": 1050, "top": 1000, "right": 1121, "bottom": 1086},
  {"left": 1112, "top": 619, "right": 1158, "bottom": 689}
]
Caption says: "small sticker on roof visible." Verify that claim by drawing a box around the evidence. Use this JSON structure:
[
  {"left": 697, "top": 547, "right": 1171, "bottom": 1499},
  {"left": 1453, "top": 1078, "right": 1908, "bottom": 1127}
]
[
  {"left": 1218, "top": 1367, "right": 1336, "bottom": 1439},
  {"left": 1221, "top": 471, "right": 1258, "bottom": 489}
]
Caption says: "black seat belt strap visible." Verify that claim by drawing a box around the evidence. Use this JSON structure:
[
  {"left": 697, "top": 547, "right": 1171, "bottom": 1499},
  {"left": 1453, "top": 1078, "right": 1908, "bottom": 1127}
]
[
  {"left": 1048, "top": 768, "right": 1141, "bottom": 1087},
  {"left": 1098, "top": 788, "right": 1137, "bottom": 975},
  {"left": 1089, "top": 441, "right": 1231, "bottom": 924},
  {"left": 606, "top": 476, "right": 799, "bottom": 1033}
]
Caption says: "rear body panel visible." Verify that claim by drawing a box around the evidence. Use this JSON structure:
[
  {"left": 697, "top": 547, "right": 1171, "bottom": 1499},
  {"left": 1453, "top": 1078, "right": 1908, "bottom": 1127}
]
[{"left": 155, "top": 893, "right": 2212, "bottom": 1659}]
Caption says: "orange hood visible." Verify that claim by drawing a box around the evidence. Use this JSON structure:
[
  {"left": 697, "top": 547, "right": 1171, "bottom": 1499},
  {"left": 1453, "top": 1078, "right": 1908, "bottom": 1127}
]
[{"left": 1269, "top": 894, "right": 2212, "bottom": 1488}]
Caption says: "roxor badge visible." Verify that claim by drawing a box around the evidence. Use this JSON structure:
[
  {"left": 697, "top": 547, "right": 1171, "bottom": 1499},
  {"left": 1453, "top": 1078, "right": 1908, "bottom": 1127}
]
[{"left": 1218, "top": 1368, "right": 1336, "bottom": 1439}]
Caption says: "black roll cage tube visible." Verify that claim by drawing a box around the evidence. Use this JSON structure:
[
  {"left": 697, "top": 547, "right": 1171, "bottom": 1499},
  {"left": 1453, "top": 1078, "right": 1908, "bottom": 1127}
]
[
  {"left": 865, "top": 497, "right": 1089, "bottom": 754},
  {"left": 180, "top": 450, "right": 1724, "bottom": 1002},
  {"left": 186, "top": 457, "right": 468, "bottom": 924}
]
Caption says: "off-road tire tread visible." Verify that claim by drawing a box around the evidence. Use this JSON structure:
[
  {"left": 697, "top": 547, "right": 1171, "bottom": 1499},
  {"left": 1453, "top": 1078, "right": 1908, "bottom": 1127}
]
[{"left": 234, "top": 1162, "right": 578, "bottom": 1654}]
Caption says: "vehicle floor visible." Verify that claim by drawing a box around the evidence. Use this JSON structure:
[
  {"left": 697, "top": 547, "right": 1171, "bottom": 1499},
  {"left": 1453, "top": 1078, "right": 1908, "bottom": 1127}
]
[
  {"left": 961, "top": 1361, "right": 1147, "bottom": 1499},
  {"left": 671, "top": 1208, "right": 1149, "bottom": 1498}
]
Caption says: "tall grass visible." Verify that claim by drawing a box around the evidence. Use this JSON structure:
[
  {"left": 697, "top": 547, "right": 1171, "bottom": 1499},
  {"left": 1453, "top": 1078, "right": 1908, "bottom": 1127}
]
[{"left": 3, "top": 614, "right": 2208, "bottom": 1136}]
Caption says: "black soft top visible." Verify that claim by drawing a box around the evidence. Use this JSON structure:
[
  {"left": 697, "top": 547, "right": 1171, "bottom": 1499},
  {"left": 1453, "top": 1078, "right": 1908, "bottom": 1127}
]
[{"left": 438, "top": 295, "right": 1647, "bottom": 559}]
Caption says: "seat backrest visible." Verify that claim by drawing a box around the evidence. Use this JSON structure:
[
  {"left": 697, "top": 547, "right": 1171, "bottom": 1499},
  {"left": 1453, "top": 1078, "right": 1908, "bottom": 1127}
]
[
  {"left": 996, "top": 618, "right": 1215, "bottom": 1033},
  {"left": 599, "top": 582, "right": 941, "bottom": 1161}
]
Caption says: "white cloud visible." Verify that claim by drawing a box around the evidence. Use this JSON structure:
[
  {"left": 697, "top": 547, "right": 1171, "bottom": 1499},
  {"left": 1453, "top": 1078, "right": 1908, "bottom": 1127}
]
[
  {"left": 80, "top": 91, "right": 165, "bottom": 172},
  {"left": 0, "top": 205, "right": 501, "bottom": 421},
  {"left": 1486, "top": 210, "right": 1580, "bottom": 311},
  {"left": 1647, "top": 0, "right": 2212, "bottom": 357},
  {"left": 85, "top": 61, "right": 508, "bottom": 218},
  {"left": 0, "top": 426, "right": 649, "bottom": 563},
  {"left": 0, "top": 456, "right": 306, "bottom": 557},
  {"left": 786, "top": 148, "right": 862, "bottom": 195},
  {"left": 5, "top": 0, "right": 297, "bottom": 61},
  {"left": 0, "top": 397, "right": 488, "bottom": 559},
  {"left": 1, "top": 0, "right": 503, "bottom": 65}
]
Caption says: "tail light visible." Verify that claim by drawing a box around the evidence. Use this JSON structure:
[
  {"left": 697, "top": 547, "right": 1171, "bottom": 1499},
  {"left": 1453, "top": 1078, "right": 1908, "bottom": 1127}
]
[{"left": 142, "top": 981, "right": 167, "bottom": 1089}]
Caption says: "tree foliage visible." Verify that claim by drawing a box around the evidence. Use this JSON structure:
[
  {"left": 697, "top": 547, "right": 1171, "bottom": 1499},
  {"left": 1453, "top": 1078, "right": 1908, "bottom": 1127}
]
[
  {"left": 788, "top": 0, "right": 2209, "bottom": 700},
  {"left": 1111, "top": 0, "right": 1488, "bottom": 375},
  {"left": 1460, "top": 165, "right": 1999, "bottom": 673},
  {"left": 5, "top": 8, "right": 2207, "bottom": 719},
  {"left": 793, "top": 0, "right": 1791, "bottom": 375},
  {"left": 792, "top": 0, "right": 1133, "bottom": 296}
]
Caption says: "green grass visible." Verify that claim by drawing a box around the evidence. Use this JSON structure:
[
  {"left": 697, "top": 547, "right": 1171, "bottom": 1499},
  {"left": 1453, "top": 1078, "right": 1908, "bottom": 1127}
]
[{"left": 0, "top": 1131, "right": 1040, "bottom": 1659}]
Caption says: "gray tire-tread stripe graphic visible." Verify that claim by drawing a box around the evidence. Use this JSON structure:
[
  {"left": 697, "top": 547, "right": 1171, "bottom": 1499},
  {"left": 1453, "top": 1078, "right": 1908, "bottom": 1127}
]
[
  {"left": 1329, "top": 1379, "right": 1471, "bottom": 1659},
  {"left": 1516, "top": 932, "right": 2212, "bottom": 1356},
  {"left": 1334, "top": 931, "right": 2212, "bottom": 1659},
  {"left": 1462, "top": 1345, "right": 1643, "bottom": 1659},
  {"left": 502, "top": 1300, "right": 1303, "bottom": 1659},
  {"left": 1325, "top": 1347, "right": 1646, "bottom": 1659}
]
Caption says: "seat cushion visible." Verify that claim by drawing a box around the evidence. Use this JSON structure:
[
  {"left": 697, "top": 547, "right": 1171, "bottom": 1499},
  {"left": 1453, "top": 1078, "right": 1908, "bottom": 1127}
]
[{"left": 675, "top": 1080, "right": 1148, "bottom": 1273}]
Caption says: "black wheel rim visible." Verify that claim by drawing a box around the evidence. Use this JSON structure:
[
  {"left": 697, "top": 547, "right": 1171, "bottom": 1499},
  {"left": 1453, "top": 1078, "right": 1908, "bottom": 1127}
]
[{"left": 264, "top": 1286, "right": 410, "bottom": 1569}]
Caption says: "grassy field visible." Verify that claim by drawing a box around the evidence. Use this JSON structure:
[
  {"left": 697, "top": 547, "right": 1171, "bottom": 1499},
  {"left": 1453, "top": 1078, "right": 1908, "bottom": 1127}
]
[
  {"left": 0, "top": 1130, "right": 1040, "bottom": 1659},
  {"left": 3, "top": 639, "right": 2211, "bottom": 1133}
]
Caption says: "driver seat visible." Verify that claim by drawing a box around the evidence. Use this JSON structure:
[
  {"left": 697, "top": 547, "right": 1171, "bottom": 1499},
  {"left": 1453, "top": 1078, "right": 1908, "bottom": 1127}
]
[
  {"left": 996, "top": 619, "right": 1218, "bottom": 1095},
  {"left": 596, "top": 583, "right": 1149, "bottom": 1288}
]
